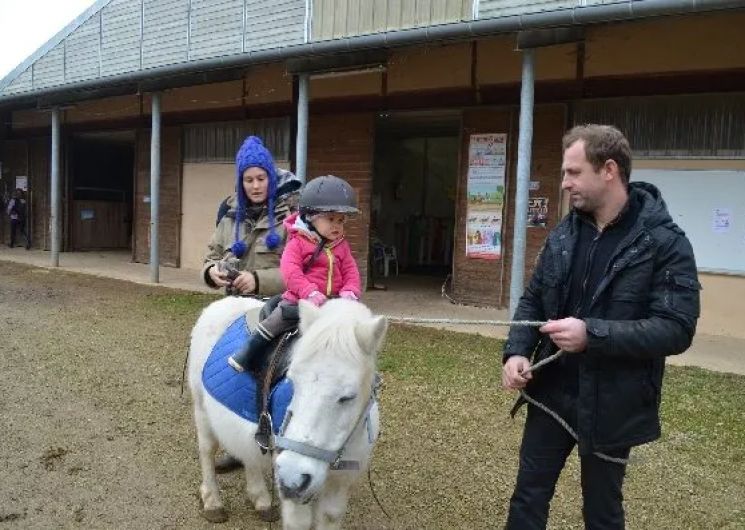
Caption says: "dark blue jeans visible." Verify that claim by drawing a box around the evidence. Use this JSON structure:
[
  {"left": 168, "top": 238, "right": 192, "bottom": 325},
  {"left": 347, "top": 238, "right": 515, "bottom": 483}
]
[{"left": 505, "top": 405, "right": 629, "bottom": 530}]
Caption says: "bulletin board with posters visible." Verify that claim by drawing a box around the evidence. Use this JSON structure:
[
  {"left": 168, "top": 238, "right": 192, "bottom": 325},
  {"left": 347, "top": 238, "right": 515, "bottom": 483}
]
[{"left": 465, "top": 133, "right": 507, "bottom": 260}]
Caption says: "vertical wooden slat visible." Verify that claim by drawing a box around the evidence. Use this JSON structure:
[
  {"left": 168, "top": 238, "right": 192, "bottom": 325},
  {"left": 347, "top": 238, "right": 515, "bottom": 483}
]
[
  {"left": 416, "top": 0, "right": 432, "bottom": 26},
  {"left": 334, "top": 0, "right": 348, "bottom": 38},
  {"left": 358, "top": 0, "right": 374, "bottom": 34},
  {"left": 401, "top": 0, "right": 416, "bottom": 27},
  {"left": 386, "top": 0, "right": 400, "bottom": 31},
  {"left": 321, "top": 0, "right": 335, "bottom": 39},
  {"left": 347, "top": 0, "right": 361, "bottom": 36},
  {"left": 431, "top": 0, "right": 447, "bottom": 24},
  {"left": 372, "top": 0, "right": 388, "bottom": 32}
]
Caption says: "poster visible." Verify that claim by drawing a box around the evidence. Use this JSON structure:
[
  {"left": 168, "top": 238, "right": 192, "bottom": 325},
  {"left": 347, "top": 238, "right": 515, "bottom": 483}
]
[
  {"left": 712, "top": 207, "right": 732, "bottom": 234},
  {"left": 15, "top": 176, "right": 28, "bottom": 191},
  {"left": 528, "top": 197, "right": 549, "bottom": 228},
  {"left": 466, "top": 133, "right": 506, "bottom": 259}
]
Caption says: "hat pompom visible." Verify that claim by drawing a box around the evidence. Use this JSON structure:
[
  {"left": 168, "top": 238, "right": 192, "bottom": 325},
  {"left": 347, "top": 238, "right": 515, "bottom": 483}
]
[
  {"left": 265, "top": 230, "right": 281, "bottom": 250},
  {"left": 230, "top": 240, "right": 248, "bottom": 258}
]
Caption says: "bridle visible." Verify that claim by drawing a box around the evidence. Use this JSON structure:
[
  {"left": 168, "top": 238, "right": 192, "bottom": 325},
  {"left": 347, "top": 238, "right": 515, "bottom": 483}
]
[{"left": 257, "top": 379, "right": 379, "bottom": 471}]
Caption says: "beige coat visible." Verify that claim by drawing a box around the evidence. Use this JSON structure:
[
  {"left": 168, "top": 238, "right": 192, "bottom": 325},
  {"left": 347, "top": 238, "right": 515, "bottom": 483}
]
[{"left": 202, "top": 195, "right": 292, "bottom": 296}]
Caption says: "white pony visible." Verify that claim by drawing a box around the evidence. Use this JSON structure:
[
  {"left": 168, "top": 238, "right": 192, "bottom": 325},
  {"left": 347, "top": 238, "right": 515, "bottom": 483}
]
[{"left": 188, "top": 296, "right": 387, "bottom": 529}]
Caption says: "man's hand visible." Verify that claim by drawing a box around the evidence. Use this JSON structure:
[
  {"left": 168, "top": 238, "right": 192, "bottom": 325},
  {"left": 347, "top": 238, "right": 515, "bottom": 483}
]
[
  {"left": 208, "top": 265, "right": 229, "bottom": 287},
  {"left": 232, "top": 271, "right": 257, "bottom": 295},
  {"left": 502, "top": 355, "right": 532, "bottom": 390},
  {"left": 540, "top": 318, "right": 588, "bottom": 352}
]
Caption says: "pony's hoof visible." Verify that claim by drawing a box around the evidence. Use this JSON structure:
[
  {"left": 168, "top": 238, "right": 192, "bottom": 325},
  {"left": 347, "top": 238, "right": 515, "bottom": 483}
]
[
  {"left": 202, "top": 507, "right": 228, "bottom": 523},
  {"left": 257, "top": 505, "right": 280, "bottom": 522}
]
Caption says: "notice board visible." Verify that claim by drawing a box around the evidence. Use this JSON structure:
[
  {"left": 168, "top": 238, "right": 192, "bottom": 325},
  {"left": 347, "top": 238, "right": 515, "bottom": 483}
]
[{"left": 634, "top": 169, "right": 745, "bottom": 274}]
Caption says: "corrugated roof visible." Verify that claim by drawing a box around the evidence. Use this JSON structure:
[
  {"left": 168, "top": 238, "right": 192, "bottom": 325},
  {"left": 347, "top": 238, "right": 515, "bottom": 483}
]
[{"left": 0, "top": 0, "right": 113, "bottom": 92}]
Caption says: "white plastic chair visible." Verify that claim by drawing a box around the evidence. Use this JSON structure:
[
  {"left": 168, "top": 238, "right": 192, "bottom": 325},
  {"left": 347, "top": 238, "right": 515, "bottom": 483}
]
[{"left": 381, "top": 245, "right": 398, "bottom": 277}]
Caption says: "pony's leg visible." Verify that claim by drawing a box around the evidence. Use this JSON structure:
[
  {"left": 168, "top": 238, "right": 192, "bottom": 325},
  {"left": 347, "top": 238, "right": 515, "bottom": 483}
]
[
  {"left": 242, "top": 457, "right": 277, "bottom": 521},
  {"left": 194, "top": 406, "right": 228, "bottom": 522},
  {"left": 281, "top": 499, "right": 313, "bottom": 530},
  {"left": 315, "top": 482, "right": 351, "bottom": 530}
]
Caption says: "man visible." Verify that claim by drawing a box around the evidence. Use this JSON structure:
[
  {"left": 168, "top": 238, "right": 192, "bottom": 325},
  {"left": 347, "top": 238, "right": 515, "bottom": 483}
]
[
  {"left": 502, "top": 125, "right": 700, "bottom": 529},
  {"left": 6, "top": 188, "right": 31, "bottom": 249}
]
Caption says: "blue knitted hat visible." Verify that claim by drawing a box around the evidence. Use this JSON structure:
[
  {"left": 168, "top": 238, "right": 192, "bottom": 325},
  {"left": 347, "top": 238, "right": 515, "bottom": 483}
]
[{"left": 231, "top": 136, "right": 281, "bottom": 257}]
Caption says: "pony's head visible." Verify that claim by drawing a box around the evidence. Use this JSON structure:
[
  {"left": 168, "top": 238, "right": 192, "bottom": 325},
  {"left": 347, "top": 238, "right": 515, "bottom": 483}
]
[{"left": 275, "top": 299, "right": 387, "bottom": 503}]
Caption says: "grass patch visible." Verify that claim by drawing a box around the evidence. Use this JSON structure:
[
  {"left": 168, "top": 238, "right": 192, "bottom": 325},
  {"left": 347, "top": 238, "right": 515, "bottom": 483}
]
[
  {"left": 363, "top": 324, "right": 745, "bottom": 529},
  {"left": 143, "top": 291, "right": 220, "bottom": 317}
]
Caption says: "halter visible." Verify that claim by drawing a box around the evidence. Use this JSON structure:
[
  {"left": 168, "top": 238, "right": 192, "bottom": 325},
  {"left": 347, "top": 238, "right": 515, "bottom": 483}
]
[{"left": 258, "top": 379, "right": 379, "bottom": 471}]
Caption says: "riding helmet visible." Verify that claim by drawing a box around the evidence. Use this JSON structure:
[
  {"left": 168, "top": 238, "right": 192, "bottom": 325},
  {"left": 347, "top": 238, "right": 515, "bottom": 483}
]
[{"left": 299, "top": 175, "right": 359, "bottom": 216}]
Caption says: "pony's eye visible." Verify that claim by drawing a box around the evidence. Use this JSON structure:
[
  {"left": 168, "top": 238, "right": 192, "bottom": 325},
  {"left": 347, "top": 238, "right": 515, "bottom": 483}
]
[{"left": 338, "top": 394, "right": 357, "bottom": 404}]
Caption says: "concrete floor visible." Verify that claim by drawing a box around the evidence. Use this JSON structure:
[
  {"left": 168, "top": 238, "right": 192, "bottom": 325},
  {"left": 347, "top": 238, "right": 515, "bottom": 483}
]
[{"left": 1, "top": 247, "right": 742, "bottom": 375}]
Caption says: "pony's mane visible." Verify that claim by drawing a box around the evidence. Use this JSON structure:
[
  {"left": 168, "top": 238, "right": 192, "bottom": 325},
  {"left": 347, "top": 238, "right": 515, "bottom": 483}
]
[{"left": 291, "top": 301, "right": 374, "bottom": 368}]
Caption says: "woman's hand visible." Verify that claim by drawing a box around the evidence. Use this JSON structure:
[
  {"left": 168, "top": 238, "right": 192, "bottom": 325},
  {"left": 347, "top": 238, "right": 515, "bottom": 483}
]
[
  {"left": 232, "top": 271, "right": 257, "bottom": 294},
  {"left": 208, "top": 265, "right": 229, "bottom": 287}
]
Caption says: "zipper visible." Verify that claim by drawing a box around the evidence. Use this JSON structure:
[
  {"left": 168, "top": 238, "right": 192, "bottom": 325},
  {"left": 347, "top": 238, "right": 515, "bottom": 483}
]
[
  {"left": 589, "top": 230, "right": 651, "bottom": 308},
  {"left": 574, "top": 229, "right": 602, "bottom": 316},
  {"left": 325, "top": 247, "right": 334, "bottom": 296}
]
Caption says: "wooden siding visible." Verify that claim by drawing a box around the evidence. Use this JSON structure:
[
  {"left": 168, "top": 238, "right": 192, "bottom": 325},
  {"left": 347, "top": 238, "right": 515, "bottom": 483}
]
[
  {"left": 100, "top": 0, "right": 143, "bottom": 77},
  {"left": 311, "top": 0, "right": 472, "bottom": 41},
  {"left": 66, "top": 13, "right": 101, "bottom": 83}
]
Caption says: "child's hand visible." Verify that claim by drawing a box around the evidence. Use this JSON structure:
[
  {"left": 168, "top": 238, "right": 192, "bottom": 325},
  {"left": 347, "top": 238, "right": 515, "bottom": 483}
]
[
  {"left": 339, "top": 291, "right": 358, "bottom": 301},
  {"left": 306, "top": 291, "right": 327, "bottom": 307}
]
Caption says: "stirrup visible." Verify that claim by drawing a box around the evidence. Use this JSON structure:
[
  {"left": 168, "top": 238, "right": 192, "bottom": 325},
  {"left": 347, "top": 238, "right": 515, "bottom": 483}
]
[{"left": 255, "top": 412, "right": 274, "bottom": 454}]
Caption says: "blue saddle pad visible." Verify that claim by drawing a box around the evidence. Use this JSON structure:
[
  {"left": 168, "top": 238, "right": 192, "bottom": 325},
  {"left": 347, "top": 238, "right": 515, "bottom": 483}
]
[{"left": 202, "top": 316, "right": 293, "bottom": 432}]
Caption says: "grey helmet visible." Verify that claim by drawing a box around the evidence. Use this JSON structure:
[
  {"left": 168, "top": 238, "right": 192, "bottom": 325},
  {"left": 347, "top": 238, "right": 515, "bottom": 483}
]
[{"left": 299, "top": 175, "right": 359, "bottom": 215}]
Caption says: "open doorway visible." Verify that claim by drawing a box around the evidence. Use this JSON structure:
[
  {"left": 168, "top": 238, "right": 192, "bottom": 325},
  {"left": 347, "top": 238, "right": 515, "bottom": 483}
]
[
  {"left": 69, "top": 131, "right": 135, "bottom": 251},
  {"left": 371, "top": 111, "right": 460, "bottom": 291}
]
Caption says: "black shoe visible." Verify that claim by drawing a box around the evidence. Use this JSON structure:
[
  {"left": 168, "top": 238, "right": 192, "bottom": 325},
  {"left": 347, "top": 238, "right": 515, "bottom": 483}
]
[
  {"left": 214, "top": 453, "right": 243, "bottom": 474},
  {"left": 228, "top": 330, "right": 272, "bottom": 372}
]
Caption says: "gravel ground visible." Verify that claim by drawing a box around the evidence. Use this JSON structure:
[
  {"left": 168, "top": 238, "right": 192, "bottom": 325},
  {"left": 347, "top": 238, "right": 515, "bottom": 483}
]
[{"left": 1, "top": 261, "right": 743, "bottom": 529}]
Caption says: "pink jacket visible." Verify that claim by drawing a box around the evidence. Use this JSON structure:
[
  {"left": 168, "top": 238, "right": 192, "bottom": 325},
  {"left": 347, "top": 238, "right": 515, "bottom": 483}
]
[{"left": 280, "top": 212, "right": 362, "bottom": 303}]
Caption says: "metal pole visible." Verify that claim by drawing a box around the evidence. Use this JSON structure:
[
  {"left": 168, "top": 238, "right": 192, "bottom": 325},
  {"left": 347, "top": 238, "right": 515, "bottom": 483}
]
[
  {"left": 295, "top": 73, "right": 309, "bottom": 184},
  {"left": 509, "top": 49, "right": 535, "bottom": 318},
  {"left": 50, "top": 107, "right": 61, "bottom": 267},
  {"left": 150, "top": 92, "right": 161, "bottom": 283}
]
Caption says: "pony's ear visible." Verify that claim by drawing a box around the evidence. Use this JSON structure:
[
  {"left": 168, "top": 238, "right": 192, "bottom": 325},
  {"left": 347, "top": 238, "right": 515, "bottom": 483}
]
[
  {"left": 298, "top": 299, "right": 322, "bottom": 334},
  {"left": 354, "top": 315, "right": 388, "bottom": 355}
]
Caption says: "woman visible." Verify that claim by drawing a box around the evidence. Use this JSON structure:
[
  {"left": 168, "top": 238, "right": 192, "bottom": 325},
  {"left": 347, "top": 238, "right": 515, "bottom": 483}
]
[
  {"left": 202, "top": 136, "right": 299, "bottom": 296},
  {"left": 203, "top": 135, "right": 300, "bottom": 474}
]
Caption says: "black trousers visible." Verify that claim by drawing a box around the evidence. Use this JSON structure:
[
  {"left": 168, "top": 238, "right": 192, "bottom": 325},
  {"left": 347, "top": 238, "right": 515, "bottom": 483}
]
[
  {"left": 9, "top": 219, "right": 30, "bottom": 248},
  {"left": 506, "top": 404, "right": 629, "bottom": 530}
]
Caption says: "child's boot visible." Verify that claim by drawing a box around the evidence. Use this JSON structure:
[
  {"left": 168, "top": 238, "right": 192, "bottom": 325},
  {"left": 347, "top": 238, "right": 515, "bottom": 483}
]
[{"left": 228, "top": 329, "right": 272, "bottom": 372}]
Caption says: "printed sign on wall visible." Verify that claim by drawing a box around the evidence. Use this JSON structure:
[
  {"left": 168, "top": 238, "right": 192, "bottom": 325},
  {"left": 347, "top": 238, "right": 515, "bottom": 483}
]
[{"left": 466, "top": 133, "right": 506, "bottom": 260}]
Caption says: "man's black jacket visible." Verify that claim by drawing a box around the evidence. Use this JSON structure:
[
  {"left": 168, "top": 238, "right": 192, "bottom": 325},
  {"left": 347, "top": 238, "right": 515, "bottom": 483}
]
[{"left": 504, "top": 182, "right": 701, "bottom": 454}]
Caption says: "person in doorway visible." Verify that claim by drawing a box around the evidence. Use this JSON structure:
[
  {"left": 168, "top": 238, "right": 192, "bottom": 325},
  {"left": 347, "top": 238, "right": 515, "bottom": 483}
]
[
  {"left": 202, "top": 136, "right": 299, "bottom": 297},
  {"left": 201, "top": 135, "right": 298, "bottom": 474},
  {"left": 228, "top": 174, "right": 362, "bottom": 372},
  {"left": 6, "top": 188, "right": 31, "bottom": 249},
  {"left": 502, "top": 124, "right": 700, "bottom": 529}
]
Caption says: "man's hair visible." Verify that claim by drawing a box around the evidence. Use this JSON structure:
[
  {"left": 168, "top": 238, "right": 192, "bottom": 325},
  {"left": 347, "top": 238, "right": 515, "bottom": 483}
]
[{"left": 562, "top": 124, "right": 632, "bottom": 185}]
